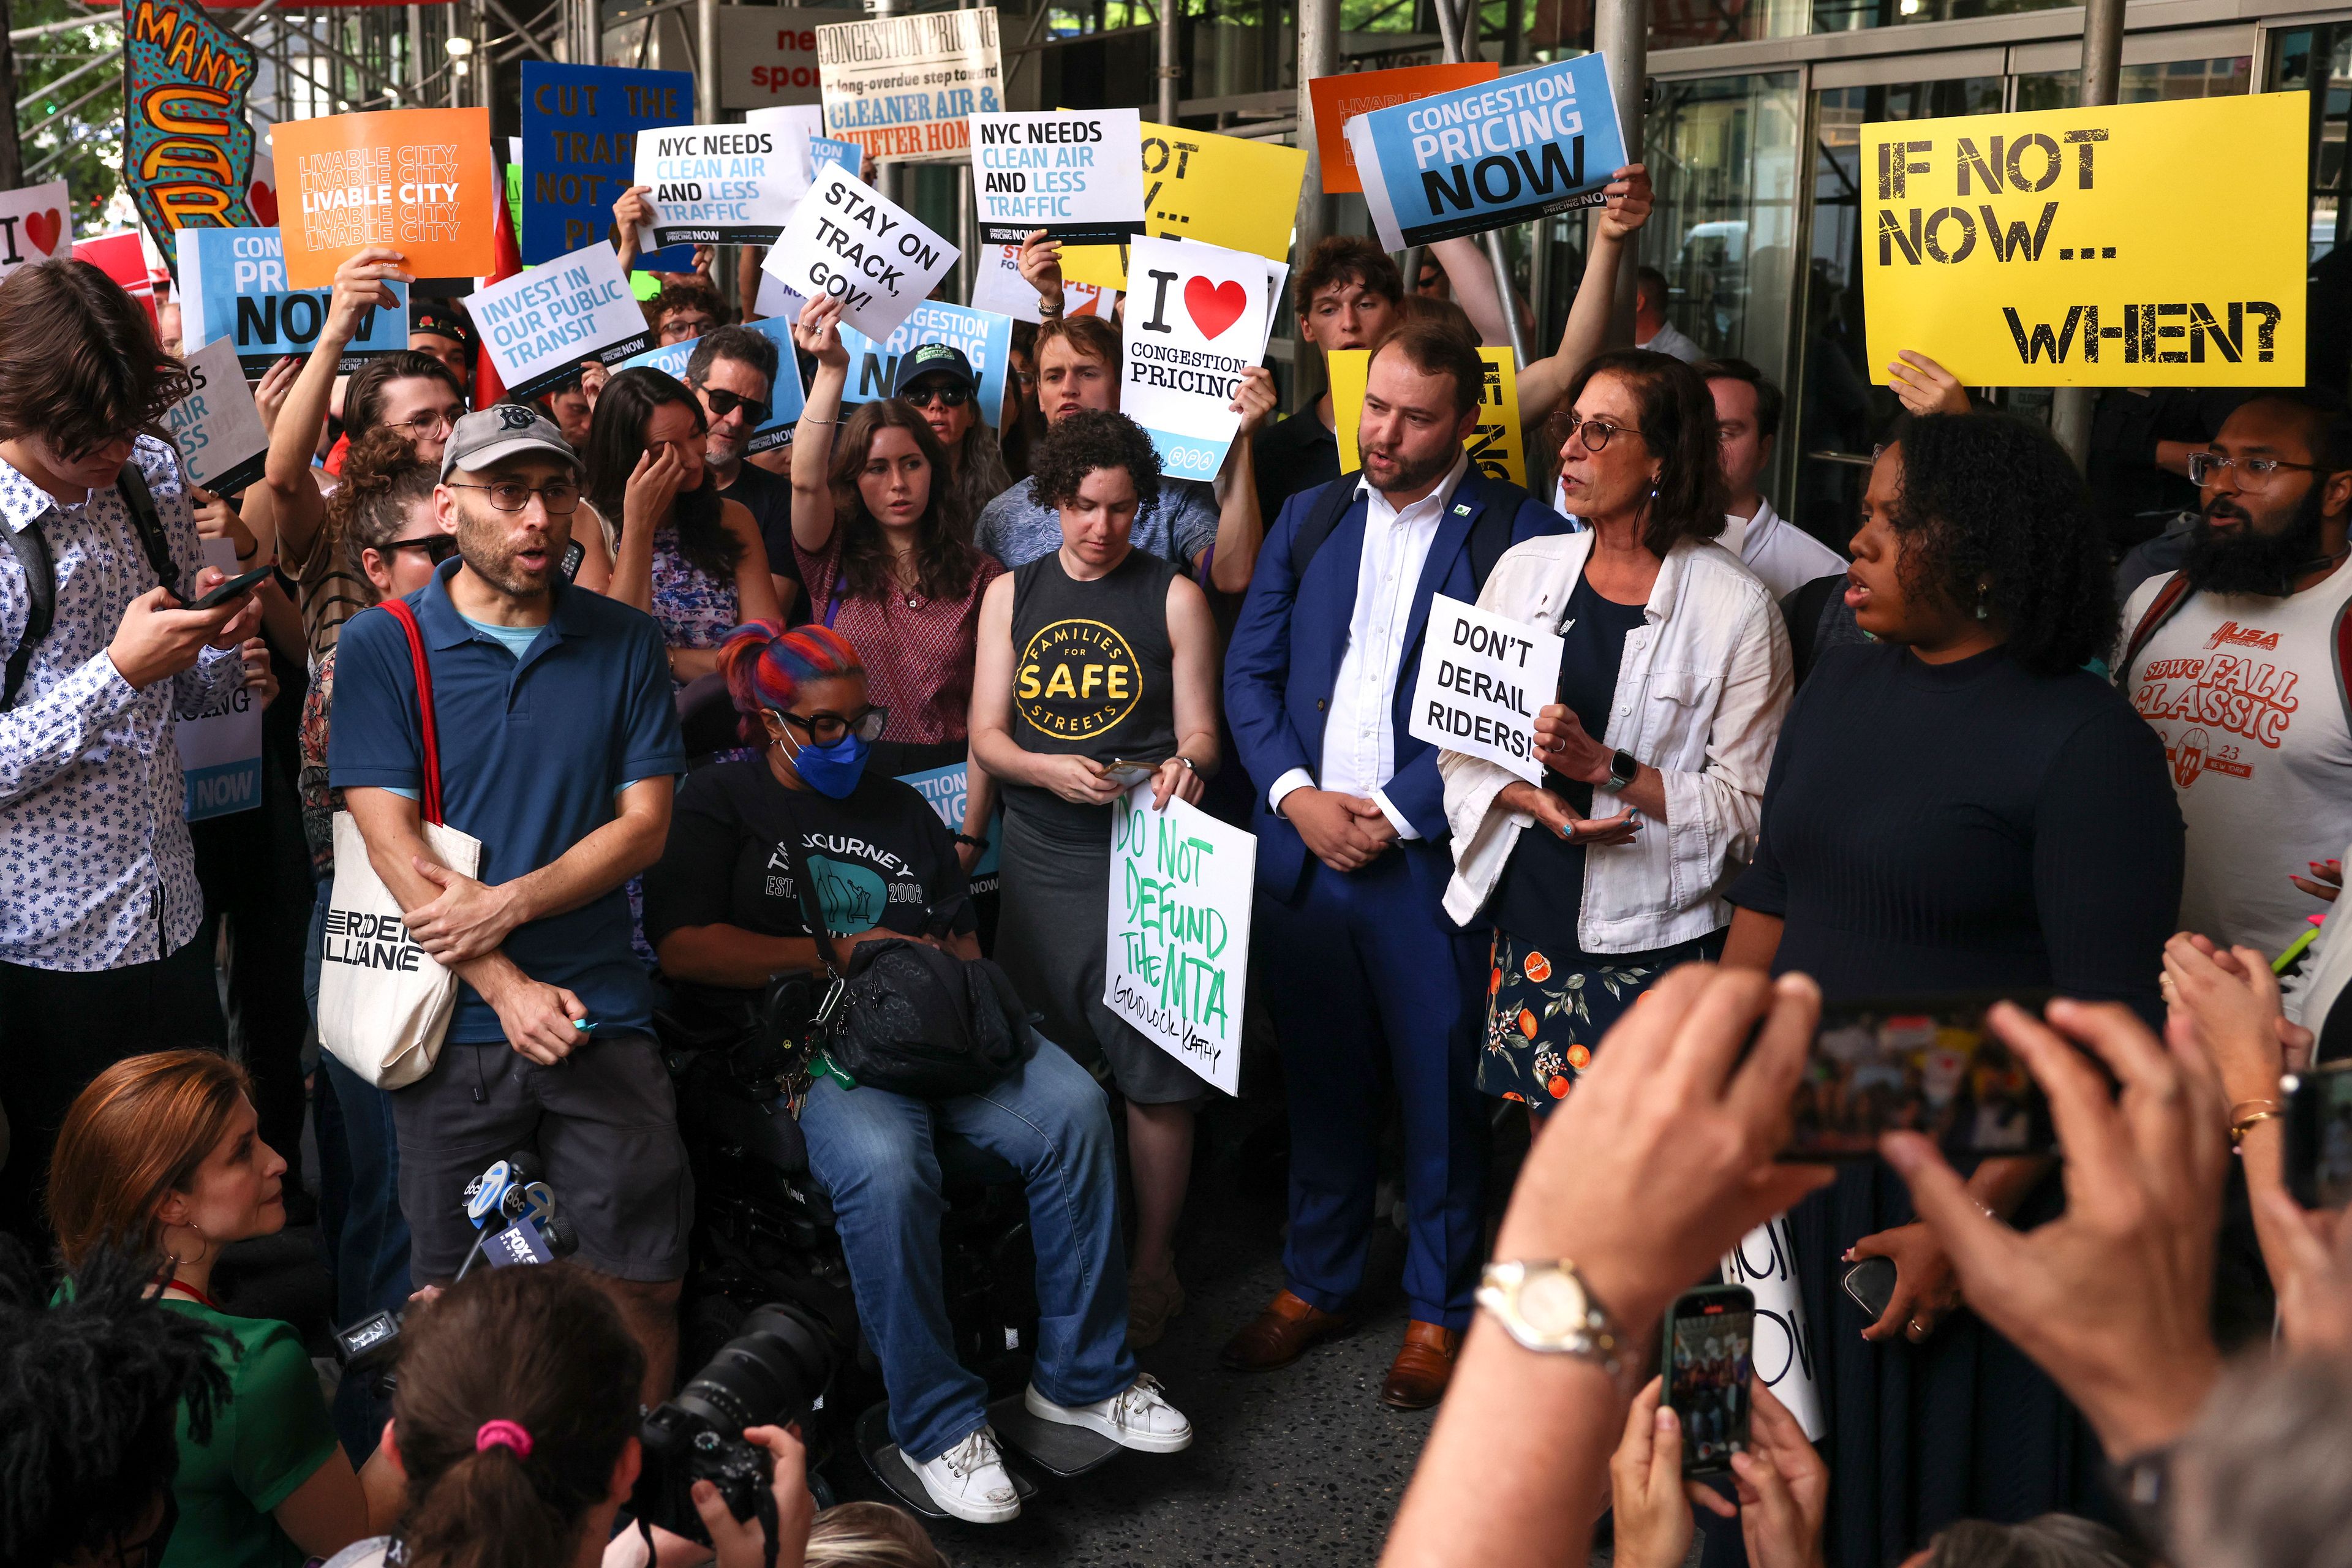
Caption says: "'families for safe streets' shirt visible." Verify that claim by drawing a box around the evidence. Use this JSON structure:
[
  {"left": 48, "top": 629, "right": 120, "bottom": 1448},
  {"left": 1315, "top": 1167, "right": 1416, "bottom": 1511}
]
[
  {"left": 641, "top": 758, "right": 978, "bottom": 949},
  {"left": 2121, "top": 565, "right": 2352, "bottom": 960}
]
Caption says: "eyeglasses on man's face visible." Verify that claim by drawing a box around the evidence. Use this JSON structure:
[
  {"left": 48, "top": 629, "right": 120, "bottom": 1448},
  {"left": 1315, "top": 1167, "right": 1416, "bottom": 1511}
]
[
  {"left": 445, "top": 480, "right": 583, "bottom": 515},
  {"left": 393, "top": 410, "right": 461, "bottom": 440},
  {"left": 660, "top": 315, "right": 716, "bottom": 344},
  {"left": 776, "top": 704, "right": 888, "bottom": 745},
  {"left": 2188, "top": 451, "right": 2336, "bottom": 488},
  {"left": 698, "top": 385, "right": 772, "bottom": 427}
]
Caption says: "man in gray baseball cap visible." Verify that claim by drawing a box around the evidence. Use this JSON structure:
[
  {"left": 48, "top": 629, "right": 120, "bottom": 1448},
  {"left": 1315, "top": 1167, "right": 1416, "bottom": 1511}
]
[{"left": 331, "top": 396, "right": 691, "bottom": 1405}]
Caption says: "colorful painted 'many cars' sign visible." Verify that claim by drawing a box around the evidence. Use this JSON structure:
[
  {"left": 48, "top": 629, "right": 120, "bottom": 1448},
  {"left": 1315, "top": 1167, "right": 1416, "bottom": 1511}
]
[{"left": 121, "top": 0, "right": 260, "bottom": 264}]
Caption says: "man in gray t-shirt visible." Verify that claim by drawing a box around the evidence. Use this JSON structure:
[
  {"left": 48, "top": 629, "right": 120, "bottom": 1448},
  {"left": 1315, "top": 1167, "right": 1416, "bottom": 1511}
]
[{"left": 976, "top": 475, "right": 1219, "bottom": 571}]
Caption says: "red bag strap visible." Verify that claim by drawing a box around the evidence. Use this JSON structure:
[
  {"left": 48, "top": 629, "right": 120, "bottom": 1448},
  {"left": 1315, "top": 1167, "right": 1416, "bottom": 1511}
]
[
  {"left": 2118, "top": 570, "right": 2195, "bottom": 684},
  {"left": 378, "top": 599, "right": 447, "bottom": 827}
]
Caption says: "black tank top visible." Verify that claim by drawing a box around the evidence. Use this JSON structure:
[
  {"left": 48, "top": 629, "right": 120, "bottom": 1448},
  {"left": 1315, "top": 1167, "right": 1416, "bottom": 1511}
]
[{"left": 1006, "top": 547, "right": 1181, "bottom": 832}]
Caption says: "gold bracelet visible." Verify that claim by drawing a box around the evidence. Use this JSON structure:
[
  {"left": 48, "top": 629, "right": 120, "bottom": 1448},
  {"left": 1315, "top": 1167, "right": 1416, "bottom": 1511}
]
[
  {"left": 2231, "top": 1098, "right": 2285, "bottom": 1121},
  {"left": 2231, "top": 1108, "right": 2284, "bottom": 1148}
]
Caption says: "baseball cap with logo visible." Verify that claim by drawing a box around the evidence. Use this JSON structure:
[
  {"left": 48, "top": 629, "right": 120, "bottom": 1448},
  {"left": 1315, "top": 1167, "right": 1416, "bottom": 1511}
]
[
  {"left": 440, "top": 405, "right": 581, "bottom": 481},
  {"left": 892, "top": 342, "right": 978, "bottom": 397}
]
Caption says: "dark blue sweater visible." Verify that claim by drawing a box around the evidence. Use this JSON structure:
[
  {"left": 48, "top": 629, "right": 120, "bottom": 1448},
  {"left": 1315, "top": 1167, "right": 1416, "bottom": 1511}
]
[{"left": 1730, "top": 641, "right": 2182, "bottom": 1016}]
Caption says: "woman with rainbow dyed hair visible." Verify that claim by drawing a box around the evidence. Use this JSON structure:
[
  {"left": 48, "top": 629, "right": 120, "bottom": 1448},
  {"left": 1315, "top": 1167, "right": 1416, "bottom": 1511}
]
[{"left": 641, "top": 618, "right": 1194, "bottom": 1526}]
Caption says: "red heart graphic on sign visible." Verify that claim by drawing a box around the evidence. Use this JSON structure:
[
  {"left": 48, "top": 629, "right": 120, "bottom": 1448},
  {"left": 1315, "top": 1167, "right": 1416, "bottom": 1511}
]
[
  {"left": 1183, "top": 276, "right": 1246, "bottom": 341},
  {"left": 248, "top": 181, "right": 277, "bottom": 227},
  {"left": 23, "top": 209, "right": 60, "bottom": 257}
]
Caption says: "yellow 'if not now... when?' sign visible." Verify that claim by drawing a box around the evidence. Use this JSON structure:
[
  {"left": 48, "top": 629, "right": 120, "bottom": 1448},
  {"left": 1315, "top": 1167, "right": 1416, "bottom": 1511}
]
[{"left": 1861, "top": 92, "right": 2307, "bottom": 387}]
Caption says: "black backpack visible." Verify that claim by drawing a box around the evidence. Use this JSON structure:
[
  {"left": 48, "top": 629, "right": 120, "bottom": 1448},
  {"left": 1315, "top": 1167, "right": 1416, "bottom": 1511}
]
[{"left": 4, "top": 465, "right": 179, "bottom": 710}]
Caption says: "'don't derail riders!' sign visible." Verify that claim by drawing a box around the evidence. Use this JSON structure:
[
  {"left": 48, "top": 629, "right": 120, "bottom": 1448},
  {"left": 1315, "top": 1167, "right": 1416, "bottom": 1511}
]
[{"left": 122, "top": 0, "right": 259, "bottom": 263}]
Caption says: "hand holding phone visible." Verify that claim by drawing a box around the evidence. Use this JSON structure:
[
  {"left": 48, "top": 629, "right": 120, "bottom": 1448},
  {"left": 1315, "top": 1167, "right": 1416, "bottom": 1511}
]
[
  {"left": 1661, "top": 1283, "right": 1754, "bottom": 1475},
  {"left": 1099, "top": 759, "right": 1157, "bottom": 788},
  {"left": 1784, "top": 993, "right": 2057, "bottom": 1160},
  {"left": 179, "top": 564, "right": 273, "bottom": 612}
]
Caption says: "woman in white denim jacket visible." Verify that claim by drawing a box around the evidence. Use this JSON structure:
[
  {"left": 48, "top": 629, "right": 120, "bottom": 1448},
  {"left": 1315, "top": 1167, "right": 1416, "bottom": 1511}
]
[{"left": 1438, "top": 350, "right": 1792, "bottom": 1110}]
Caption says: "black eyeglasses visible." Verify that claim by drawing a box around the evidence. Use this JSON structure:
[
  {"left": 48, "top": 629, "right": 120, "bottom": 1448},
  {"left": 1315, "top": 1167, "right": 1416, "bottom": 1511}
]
[
  {"left": 382, "top": 535, "right": 458, "bottom": 564},
  {"left": 777, "top": 705, "right": 888, "bottom": 745},
  {"left": 902, "top": 383, "right": 971, "bottom": 409},
  {"left": 699, "top": 386, "right": 772, "bottom": 426},
  {"left": 446, "top": 480, "right": 583, "bottom": 515},
  {"left": 1562, "top": 417, "right": 1647, "bottom": 453}
]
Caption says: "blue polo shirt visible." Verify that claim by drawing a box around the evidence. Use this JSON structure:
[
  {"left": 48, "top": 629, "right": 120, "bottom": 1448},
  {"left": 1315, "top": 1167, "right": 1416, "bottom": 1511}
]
[{"left": 328, "top": 559, "right": 686, "bottom": 1043}]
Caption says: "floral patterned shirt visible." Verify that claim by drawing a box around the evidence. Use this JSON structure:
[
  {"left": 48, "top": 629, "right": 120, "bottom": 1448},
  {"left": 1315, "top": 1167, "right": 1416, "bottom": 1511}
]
[
  {"left": 649, "top": 526, "right": 740, "bottom": 651},
  {"left": 0, "top": 436, "right": 245, "bottom": 969}
]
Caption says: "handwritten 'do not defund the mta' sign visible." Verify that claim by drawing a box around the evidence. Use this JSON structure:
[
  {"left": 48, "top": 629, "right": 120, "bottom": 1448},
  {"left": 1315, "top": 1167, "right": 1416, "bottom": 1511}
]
[{"left": 1104, "top": 783, "right": 1254, "bottom": 1097}]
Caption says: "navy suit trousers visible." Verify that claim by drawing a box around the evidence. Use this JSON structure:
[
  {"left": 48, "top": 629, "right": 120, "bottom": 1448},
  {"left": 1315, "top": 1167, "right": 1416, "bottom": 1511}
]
[{"left": 1256, "top": 842, "right": 1488, "bottom": 1330}]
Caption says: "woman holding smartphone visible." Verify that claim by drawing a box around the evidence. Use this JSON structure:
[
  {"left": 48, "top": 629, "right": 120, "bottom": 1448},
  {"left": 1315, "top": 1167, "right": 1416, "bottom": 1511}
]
[
  {"left": 968, "top": 409, "right": 1222, "bottom": 1348},
  {"left": 1719, "top": 412, "right": 2182, "bottom": 1568}
]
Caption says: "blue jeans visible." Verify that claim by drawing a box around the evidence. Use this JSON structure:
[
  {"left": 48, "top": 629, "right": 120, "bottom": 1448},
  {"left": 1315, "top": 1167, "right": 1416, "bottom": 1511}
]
[
  {"left": 306, "top": 881, "right": 414, "bottom": 1460},
  {"left": 799, "top": 1039, "right": 1135, "bottom": 1464}
]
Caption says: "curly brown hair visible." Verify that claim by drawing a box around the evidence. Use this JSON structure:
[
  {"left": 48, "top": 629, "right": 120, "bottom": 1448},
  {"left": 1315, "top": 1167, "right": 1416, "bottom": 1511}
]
[
  {"left": 1025, "top": 408, "right": 1161, "bottom": 513},
  {"left": 323, "top": 426, "right": 438, "bottom": 593}
]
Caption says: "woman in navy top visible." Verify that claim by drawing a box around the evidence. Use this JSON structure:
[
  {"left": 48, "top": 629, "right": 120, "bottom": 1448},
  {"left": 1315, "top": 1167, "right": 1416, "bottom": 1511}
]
[{"left": 1722, "top": 413, "right": 2184, "bottom": 1568}]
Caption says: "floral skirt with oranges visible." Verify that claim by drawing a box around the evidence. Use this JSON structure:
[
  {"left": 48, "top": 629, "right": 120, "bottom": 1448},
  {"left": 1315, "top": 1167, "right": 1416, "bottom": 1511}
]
[{"left": 1478, "top": 926, "right": 1725, "bottom": 1110}]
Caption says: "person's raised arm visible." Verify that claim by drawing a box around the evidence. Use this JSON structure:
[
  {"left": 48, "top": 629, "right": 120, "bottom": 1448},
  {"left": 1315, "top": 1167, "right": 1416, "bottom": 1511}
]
[
  {"left": 1428, "top": 238, "right": 1514, "bottom": 350},
  {"left": 1207, "top": 368, "right": 1278, "bottom": 594},
  {"left": 1018, "top": 228, "right": 1066, "bottom": 319},
  {"left": 612, "top": 186, "right": 652, "bottom": 274},
  {"left": 1520, "top": 166, "right": 1653, "bottom": 431},
  {"left": 1384, "top": 965, "right": 1834, "bottom": 1567},
  {"left": 266, "top": 248, "right": 409, "bottom": 565},
  {"left": 789, "top": 295, "right": 851, "bottom": 556}
]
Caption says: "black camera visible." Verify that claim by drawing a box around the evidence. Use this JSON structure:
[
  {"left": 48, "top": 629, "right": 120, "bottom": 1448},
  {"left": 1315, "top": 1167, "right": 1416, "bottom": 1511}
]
[{"left": 631, "top": 1303, "right": 835, "bottom": 1545}]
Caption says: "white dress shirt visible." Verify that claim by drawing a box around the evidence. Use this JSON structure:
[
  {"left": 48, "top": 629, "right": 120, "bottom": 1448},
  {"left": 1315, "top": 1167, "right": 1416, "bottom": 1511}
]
[
  {"left": 1718, "top": 496, "right": 1847, "bottom": 600},
  {"left": 1638, "top": 322, "right": 1703, "bottom": 364},
  {"left": 1270, "top": 449, "right": 1472, "bottom": 839}
]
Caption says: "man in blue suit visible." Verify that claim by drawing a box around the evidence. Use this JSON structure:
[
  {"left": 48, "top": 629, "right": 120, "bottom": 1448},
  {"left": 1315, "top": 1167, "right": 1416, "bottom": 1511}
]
[{"left": 1220, "top": 321, "right": 1573, "bottom": 1408}]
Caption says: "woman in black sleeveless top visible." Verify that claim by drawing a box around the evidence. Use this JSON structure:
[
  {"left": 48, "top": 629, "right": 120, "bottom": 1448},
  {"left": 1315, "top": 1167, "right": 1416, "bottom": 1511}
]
[{"left": 970, "top": 410, "right": 1223, "bottom": 1348}]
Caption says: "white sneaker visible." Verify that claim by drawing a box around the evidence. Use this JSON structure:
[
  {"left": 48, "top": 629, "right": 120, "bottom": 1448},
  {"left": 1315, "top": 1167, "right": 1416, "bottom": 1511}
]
[
  {"left": 911, "top": 1427, "right": 1021, "bottom": 1523},
  {"left": 1025, "top": 1373, "right": 1194, "bottom": 1453}
]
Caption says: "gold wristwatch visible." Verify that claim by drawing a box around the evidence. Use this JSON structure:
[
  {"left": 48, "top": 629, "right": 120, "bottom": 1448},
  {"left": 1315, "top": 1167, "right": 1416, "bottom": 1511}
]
[{"left": 1476, "top": 1259, "right": 1634, "bottom": 1385}]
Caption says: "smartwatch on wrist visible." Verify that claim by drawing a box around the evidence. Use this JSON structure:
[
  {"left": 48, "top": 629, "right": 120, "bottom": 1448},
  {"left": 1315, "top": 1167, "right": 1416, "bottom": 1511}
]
[{"left": 1605, "top": 748, "right": 1640, "bottom": 793}]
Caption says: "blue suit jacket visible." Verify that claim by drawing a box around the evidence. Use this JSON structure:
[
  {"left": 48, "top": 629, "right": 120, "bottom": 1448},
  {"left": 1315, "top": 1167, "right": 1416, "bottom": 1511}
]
[{"left": 1224, "top": 467, "right": 1575, "bottom": 907}]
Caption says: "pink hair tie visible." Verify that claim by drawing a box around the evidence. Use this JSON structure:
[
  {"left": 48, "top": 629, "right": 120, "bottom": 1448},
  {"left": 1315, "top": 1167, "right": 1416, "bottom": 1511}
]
[{"left": 475, "top": 1419, "right": 534, "bottom": 1458}]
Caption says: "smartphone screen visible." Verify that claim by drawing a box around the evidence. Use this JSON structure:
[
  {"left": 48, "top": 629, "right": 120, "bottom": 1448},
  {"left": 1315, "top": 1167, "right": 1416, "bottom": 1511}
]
[
  {"left": 1664, "top": 1286, "right": 1754, "bottom": 1475},
  {"left": 1783, "top": 993, "right": 2056, "bottom": 1161},
  {"left": 2286, "top": 1063, "right": 2352, "bottom": 1209}
]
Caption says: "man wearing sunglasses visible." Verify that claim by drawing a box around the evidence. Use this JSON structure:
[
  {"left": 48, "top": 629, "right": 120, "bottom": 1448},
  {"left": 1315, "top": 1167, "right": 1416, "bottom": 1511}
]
[
  {"left": 687, "top": 326, "right": 805, "bottom": 621},
  {"left": 333, "top": 405, "right": 691, "bottom": 1406},
  {"left": 2117, "top": 390, "right": 2352, "bottom": 963}
]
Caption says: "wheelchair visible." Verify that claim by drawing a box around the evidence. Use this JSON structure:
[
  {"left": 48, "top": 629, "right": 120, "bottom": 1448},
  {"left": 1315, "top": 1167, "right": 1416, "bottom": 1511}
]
[{"left": 655, "top": 968, "right": 1127, "bottom": 1518}]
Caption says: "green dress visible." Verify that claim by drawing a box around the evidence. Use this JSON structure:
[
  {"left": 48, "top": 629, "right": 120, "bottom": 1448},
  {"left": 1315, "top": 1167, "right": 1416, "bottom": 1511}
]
[{"left": 156, "top": 1295, "right": 342, "bottom": 1568}]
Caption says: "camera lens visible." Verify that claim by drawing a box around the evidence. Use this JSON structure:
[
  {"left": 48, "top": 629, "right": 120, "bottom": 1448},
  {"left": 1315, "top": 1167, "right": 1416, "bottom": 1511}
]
[{"left": 671, "top": 1302, "right": 835, "bottom": 1433}]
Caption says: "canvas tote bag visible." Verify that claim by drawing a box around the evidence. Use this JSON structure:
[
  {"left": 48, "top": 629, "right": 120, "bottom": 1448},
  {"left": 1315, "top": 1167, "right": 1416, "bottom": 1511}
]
[{"left": 318, "top": 598, "right": 483, "bottom": 1089}]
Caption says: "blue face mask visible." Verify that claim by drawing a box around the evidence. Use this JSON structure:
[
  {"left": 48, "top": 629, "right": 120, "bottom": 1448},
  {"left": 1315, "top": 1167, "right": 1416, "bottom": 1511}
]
[{"left": 787, "top": 728, "right": 870, "bottom": 797}]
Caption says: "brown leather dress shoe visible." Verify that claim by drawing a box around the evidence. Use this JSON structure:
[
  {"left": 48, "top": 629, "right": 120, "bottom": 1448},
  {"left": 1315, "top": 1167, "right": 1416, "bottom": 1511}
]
[
  {"left": 1380, "top": 1321, "right": 1462, "bottom": 1410},
  {"left": 1218, "top": 1288, "right": 1351, "bottom": 1372}
]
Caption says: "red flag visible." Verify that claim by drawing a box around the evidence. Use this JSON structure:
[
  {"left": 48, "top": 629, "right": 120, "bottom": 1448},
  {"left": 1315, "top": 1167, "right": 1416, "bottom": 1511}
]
[{"left": 472, "top": 187, "right": 524, "bottom": 406}]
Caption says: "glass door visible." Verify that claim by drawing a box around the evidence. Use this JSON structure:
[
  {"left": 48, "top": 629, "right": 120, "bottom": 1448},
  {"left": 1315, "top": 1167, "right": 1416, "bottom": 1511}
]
[{"left": 1787, "top": 72, "right": 2001, "bottom": 544}]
